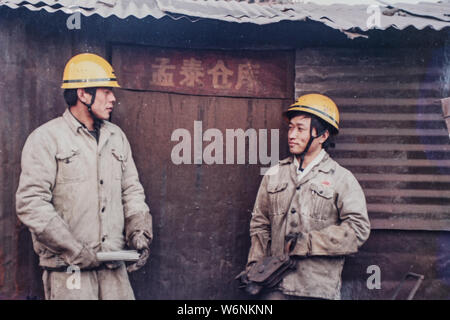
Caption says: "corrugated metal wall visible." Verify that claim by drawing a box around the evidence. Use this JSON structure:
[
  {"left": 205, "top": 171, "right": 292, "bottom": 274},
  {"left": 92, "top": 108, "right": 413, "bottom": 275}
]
[
  {"left": 295, "top": 47, "right": 450, "bottom": 231},
  {"left": 0, "top": 6, "right": 449, "bottom": 299},
  {"left": 295, "top": 47, "right": 450, "bottom": 299}
]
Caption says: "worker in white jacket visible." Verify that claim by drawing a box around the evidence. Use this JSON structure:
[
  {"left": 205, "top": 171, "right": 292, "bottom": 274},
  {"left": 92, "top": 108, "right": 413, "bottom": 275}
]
[{"left": 16, "top": 53, "right": 153, "bottom": 300}]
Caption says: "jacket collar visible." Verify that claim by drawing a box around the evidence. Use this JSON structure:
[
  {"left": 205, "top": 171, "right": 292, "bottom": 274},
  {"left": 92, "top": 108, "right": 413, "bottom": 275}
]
[
  {"left": 317, "top": 152, "right": 335, "bottom": 174},
  {"left": 62, "top": 108, "right": 116, "bottom": 150},
  {"left": 63, "top": 108, "right": 114, "bottom": 135},
  {"left": 279, "top": 156, "right": 293, "bottom": 166},
  {"left": 279, "top": 151, "right": 334, "bottom": 172},
  {"left": 62, "top": 108, "right": 84, "bottom": 135},
  {"left": 281, "top": 151, "right": 336, "bottom": 184}
]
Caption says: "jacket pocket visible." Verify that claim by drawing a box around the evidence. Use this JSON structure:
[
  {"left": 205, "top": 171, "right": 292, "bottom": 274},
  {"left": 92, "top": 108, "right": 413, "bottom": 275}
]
[
  {"left": 309, "top": 182, "right": 335, "bottom": 221},
  {"left": 111, "top": 149, "right": 126, "bottom": 180},
  {"left": 267, "top": 182, "right": 289, "bottom": 215},
  {"left": 55, "top": 148, "right": 87, "bottom": 183}
]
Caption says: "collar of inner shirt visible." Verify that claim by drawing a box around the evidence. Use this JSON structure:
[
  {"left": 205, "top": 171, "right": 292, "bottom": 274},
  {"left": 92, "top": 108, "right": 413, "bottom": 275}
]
[
  {"left": 68, "top": 108, "right": 101, "bottom": 135},
  {"left": 293, "top": 149, "right": 326, "bottom": 178}
]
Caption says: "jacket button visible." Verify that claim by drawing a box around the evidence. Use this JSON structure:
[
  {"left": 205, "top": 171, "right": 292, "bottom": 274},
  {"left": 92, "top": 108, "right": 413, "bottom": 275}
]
[
  {"left": 291, "top": 208, "right": 296, "bottom": 214},
  {"left": 102, "top": 236, "right": 106, "bottom": 242},
  {"left": 290, "top": 221, "right": 298, "bottom": 227},
  {"left": 100, "top": 180, "right": 104, "bottom": 185},
  {"left": 101, "top": 207, "right": 105, "bottom": 212},
  {"left": 296, "top": 186, "right": 301, "bottom": 190}
]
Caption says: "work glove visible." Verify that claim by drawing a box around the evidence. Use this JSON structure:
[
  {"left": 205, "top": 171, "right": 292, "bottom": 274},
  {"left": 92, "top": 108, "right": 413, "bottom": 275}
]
[
  {"left": 285, "top": 232, "right": 303, "bottom": 252},
  {"left": 69, "top": 245, "right": 100, "bottom": 270},
  {"left": 285, "top": 232, "right": 310, "bottom": 257},
  {"left": 235, "top": 262, "right": 264, "bottom": 296},
  {"left": 235, "top": 261, "right": 255, "bottom": 288},
  {"left": 127, "top": 231, "right": 151, "bottom": 273}
]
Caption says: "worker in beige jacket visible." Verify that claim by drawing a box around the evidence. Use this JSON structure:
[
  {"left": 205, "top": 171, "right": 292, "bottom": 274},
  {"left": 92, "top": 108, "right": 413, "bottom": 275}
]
[
  {"left": 15, "top": 53, "right": 153, "bottom": 300},
  {"left": 246, "top": 93, "right": 370, "bottom": 300}
]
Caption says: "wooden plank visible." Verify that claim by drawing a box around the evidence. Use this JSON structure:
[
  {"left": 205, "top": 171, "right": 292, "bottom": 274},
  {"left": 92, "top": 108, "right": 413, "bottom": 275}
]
[
  {"left": 335, "top": 135, "right": 449, "bottom": 145},
  {"left": 295, "top": 66, "right": 443, "bottom": 77},
  {"left": 355, "top": 173, "right": 450, "bottom": 182},
  {"left": 296, "top": 82, "right": 442, "bottom": 93},
  {"left": 367, "top": 204, "right": 450, "bottom": 215},
  {"left": 338, "top": 104, "right": 443, "bottom": 115},
  {"left": 364, "top": 189, "right": 450, "bottom": 198},
  {"left": 339, "top": 128, "right": 448, "bottom": 136},
  {"left": 340, "top": 120, "right": 446, "bottom": 130},
  {"left": 335, "top": 143, "right": 450, "bottom": 151},
  {"left": 359, "top": 180, "right": 450, "bottom": 190},
  {"left": 371, "top": 218, "right": 450, "bottom": 231},
  {"left": 336, "top": 158, "right": 450, "bottom": 167},
  {"left": 341, "top": 113, "right": 443, "bottom": 121},
  {"left": 334, "top": 98, "right": 441, "bottom": 107}
]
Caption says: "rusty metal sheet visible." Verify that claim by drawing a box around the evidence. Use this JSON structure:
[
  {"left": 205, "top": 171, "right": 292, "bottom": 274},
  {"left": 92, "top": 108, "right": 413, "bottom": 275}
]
[
  {"left": 109, "top": 44, "right": 294, "bottom": 298},
  {"left": 112, "top": 89, "right": 291, "bottom": 299},
  {"left": 0, "top": 8, "right": 109, "bottom": 300},
  {"left": 295, "top": 47, "right": 450, "bottom": 231},
  {"left": 112, "top": 45, "right": 294, "bottom": 99},
  {"left": 341, "top": 230, "right": 450, "bottom": 299}
]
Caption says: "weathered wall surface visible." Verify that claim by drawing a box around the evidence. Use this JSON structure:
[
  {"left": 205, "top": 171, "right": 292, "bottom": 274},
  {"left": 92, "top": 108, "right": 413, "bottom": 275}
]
[
  {"left": 296, "top": 46, "right": 450, "bottom": 230},
  {"left": 113, "top": 91, "right": 291, "bottom": 299},
  {"left": 342, "top": 230, "right": 450, "bottom": 300},
  {"left": 0, "top": 7, "right": 107, "bottom": 299},
  {"left": 0, "top": 7, "right": 448, "bottom": 299},
  {"left": 295, "top": 47, "right": 450, "bottom": 299}
]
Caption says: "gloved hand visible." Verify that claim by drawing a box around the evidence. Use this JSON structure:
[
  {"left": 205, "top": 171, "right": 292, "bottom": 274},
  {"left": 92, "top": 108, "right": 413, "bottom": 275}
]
[
  {"left": 127, "top": 231, "right": 151, "bottom": 273},
  {"left": 285, "top": 232, "right": 303, "bottom": 253},
  {"left": 69, "top": 245, "right": 100, "bottom": 269},
  {"left": 235, "top": 263, "right": 263, "bottom": 296},
  {"left": 246, "top": 261, "right": 256, "bottom": 273}
]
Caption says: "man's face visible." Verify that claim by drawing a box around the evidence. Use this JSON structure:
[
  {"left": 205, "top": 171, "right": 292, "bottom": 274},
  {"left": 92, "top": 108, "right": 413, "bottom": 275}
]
[
  {"left": 288, "top": 114, "right": 325, "bottom": 155},
  {"left": 89, "top": 87, "right": 116, "bottom": 120}
]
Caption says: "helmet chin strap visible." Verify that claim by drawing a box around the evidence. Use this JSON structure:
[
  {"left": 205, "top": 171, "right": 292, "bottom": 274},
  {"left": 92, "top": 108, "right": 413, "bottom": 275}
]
[
  {"left": 297, "top": 125, "right": 325, "bottom": 171},
  {"left": 80, "top": 88, "right": 97, "bottom": 113},
  {"left": 80, "top": 88, "right": 103, "bottom": 130}
]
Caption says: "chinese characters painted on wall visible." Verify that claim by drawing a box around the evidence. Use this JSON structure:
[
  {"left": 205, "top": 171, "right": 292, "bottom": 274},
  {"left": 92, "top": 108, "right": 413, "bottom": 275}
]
[{"left": 113, "top": 46, "right": 293, "bottom": 99}]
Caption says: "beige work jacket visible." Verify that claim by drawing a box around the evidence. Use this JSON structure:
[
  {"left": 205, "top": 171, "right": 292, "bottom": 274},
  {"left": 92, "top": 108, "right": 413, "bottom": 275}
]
[
  {"left": 247, "top": 152, "right": 370, "bottom": 299},
  {"left": 16, "top": 109, "right": 152, "bottom": 269}
]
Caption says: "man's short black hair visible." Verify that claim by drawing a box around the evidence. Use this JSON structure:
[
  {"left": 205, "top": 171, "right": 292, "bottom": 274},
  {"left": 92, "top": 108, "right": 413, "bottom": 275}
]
[
  {"left": 63, "top": 88, "right": 98, "bottom": 107},
  {"left": 287, "top": 111, "right": 335, "bottom": 150},
  {"left": 63, "top": 89, "right": 78, "bottom": 107}
]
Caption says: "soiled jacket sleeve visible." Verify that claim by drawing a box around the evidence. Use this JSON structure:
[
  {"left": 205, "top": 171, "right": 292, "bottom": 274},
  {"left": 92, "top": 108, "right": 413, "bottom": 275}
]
[
  {"left": 291, "top": 172, "right": 371, "bottom": 257},
  {"left": 120, "top": 132, "right": 153, "bottom": 247},
  {"left": 247, "top": 175, "right": 271, "bottom": 268},
  {"left": 15, "top": 130, "right": 84, "bottom": 263}
]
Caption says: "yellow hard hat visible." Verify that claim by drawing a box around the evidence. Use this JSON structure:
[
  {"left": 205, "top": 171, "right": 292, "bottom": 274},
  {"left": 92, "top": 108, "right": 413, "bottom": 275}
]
[
  {"left": 61, "top": 53, "right": 120, "bottom": 89},
  {"left": 283, "top": 93, "right": 339, "bottom": 134}
]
